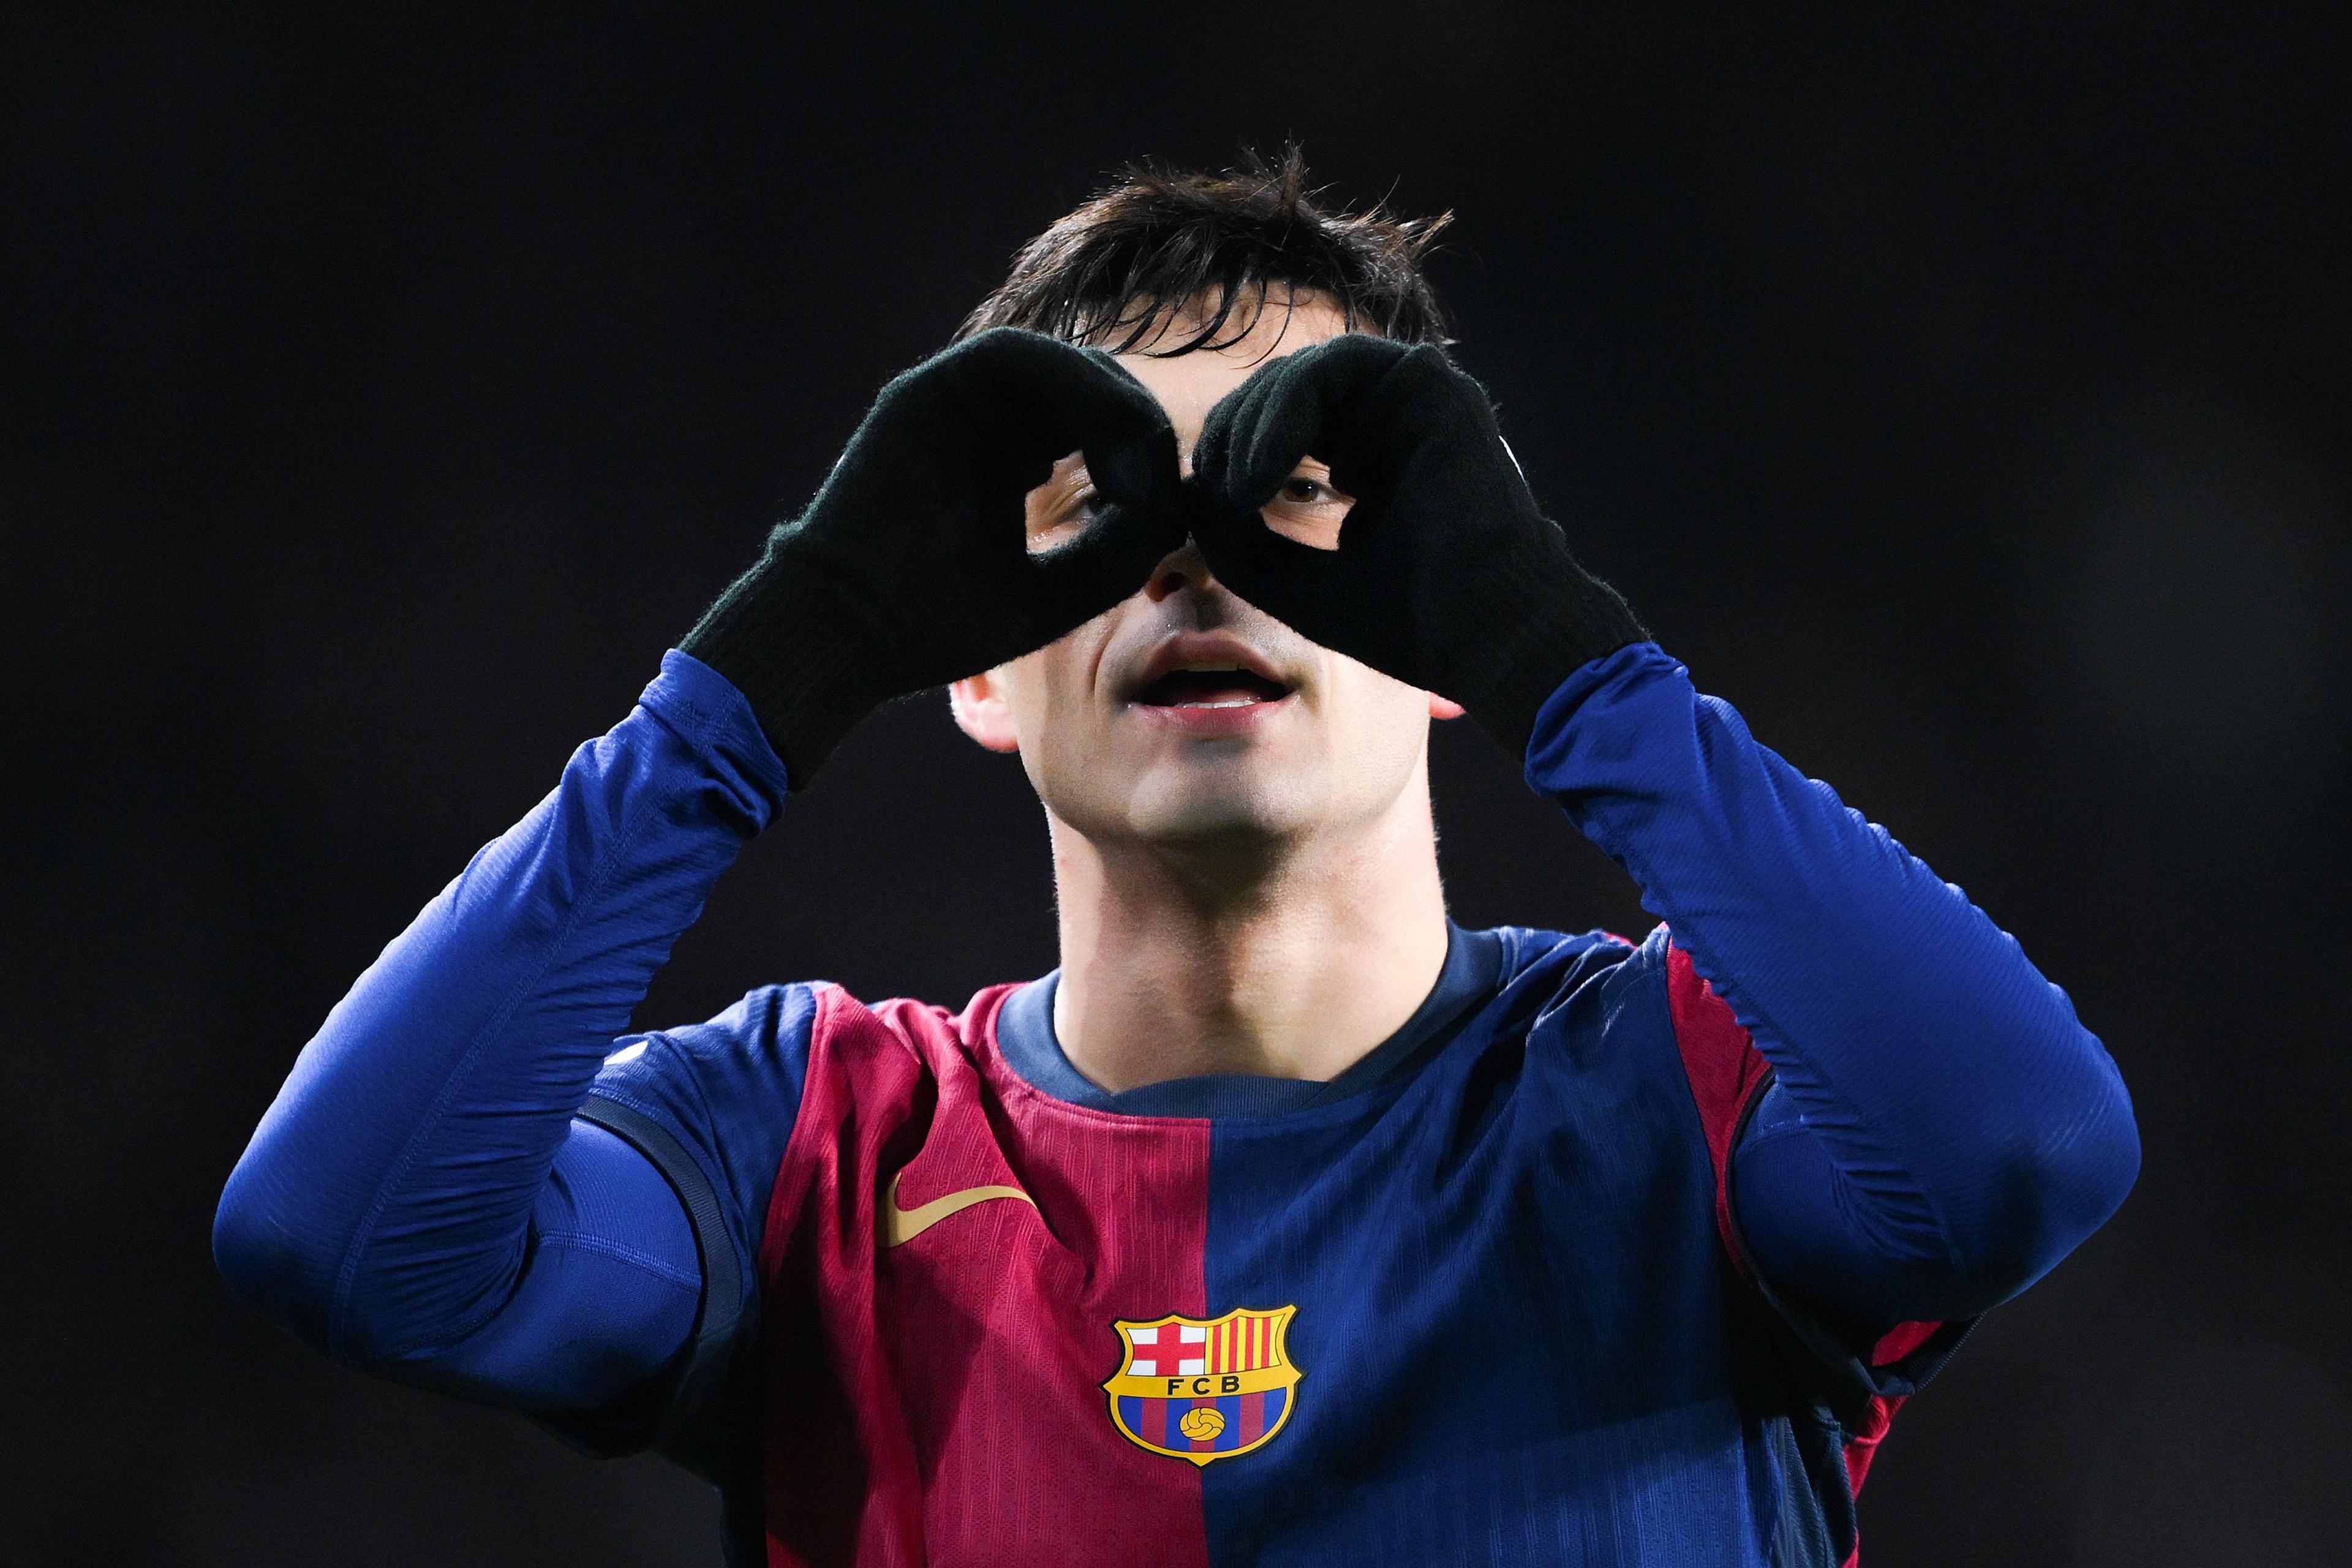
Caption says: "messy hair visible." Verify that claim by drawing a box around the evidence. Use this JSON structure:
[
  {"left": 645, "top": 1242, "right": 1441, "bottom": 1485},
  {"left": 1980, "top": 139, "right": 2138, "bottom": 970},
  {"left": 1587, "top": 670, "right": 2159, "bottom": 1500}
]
[{"left": 957, "top": 146, "right": 1452, "bottom": 356}]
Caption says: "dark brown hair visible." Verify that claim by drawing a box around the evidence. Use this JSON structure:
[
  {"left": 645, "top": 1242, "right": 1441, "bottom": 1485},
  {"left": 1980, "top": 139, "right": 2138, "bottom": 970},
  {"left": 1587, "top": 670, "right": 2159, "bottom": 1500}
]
[{"left": 957, "top": 146, "right": 1452, "bottom": 356}]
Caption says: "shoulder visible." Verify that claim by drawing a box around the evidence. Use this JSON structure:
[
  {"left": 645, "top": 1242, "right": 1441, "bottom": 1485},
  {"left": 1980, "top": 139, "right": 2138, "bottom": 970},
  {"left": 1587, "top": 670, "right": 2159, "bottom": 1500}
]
[
  {"left": 793, "top": 982, "right": 1017, "bottom": 1093},
  {"left": 594, "top": 982, "right": 826, "bottom": 1133},
  {"left": 581, "top": 982, "right": 840, "bottom": 1284},
  {"left": 1488, "top": 924, "right": 1770, "bottom": 1191},
  {"left": 1499, "top": 922, "right": 1763, "bottom": 1084},
  {"left": 1480, "top": 921, "right": 1669, "bottom": 1045},
  {"left": 1485, "top": 921, "right": 1650, "bottom": 996}
]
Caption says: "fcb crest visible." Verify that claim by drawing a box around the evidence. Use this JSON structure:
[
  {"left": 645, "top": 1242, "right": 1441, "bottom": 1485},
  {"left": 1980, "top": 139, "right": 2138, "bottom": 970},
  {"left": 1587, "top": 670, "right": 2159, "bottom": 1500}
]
[{"left": 1103, "top": 1305, "right": 1303, "bottom": 1466}]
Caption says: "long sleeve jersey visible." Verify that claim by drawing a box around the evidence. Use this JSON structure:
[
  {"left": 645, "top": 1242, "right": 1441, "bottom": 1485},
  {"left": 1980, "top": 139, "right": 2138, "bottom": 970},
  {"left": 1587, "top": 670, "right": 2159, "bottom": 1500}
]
[{"left": 214, "top": 643, "right": 2139, "bottom": 1566}]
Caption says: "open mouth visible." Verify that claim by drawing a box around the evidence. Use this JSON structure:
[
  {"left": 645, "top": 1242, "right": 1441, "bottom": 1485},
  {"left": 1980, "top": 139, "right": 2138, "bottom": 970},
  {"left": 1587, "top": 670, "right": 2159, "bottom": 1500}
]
[{"left": 1134, "top": 669, "right": 1294, "bottom": 709}]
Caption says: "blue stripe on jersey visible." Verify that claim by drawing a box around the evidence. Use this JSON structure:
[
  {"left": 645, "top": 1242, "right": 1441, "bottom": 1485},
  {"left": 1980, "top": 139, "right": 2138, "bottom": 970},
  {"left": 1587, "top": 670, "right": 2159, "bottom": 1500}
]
[{"left": 1199, "top": 927, "right": 1784, "bottom": 1566}]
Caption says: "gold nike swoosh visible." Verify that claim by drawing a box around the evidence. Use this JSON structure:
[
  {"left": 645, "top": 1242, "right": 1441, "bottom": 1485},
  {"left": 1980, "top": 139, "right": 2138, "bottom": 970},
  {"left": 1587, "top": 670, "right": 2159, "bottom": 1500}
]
[{"left": 882, "top": 1171, "right": 1036, "bottom": 1248}]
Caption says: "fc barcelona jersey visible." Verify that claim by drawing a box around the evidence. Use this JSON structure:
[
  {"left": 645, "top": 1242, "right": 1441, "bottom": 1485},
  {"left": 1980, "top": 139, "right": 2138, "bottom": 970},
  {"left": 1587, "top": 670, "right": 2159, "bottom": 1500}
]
[{"left": 568, "top": 921, "right": 1964, "bottom": 1567}]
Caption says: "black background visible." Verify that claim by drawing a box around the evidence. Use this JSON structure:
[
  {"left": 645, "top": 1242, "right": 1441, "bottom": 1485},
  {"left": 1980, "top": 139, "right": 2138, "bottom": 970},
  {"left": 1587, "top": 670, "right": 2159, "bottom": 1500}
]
[{"left": 6, "top": 4, "right": 2348, "bottom": 1564}]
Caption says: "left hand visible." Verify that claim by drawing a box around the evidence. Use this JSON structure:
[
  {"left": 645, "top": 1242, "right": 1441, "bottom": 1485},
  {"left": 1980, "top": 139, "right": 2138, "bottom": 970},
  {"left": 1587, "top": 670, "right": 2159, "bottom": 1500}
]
[{"left": 1191, "top": 334, "right": 1647, "bottom": 755}]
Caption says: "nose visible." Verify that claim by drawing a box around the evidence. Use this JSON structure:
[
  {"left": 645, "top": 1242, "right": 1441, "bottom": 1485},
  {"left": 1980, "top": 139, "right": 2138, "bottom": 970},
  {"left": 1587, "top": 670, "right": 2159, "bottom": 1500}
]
[{"left": 1142, "top": 536, "right": 1220, "bottom": 603}]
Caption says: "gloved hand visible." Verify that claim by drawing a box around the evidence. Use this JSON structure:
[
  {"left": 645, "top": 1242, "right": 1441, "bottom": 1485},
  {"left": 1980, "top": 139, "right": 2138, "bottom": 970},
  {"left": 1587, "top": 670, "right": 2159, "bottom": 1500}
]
[
  {"left": 680, "top": 328, "right": 1187, "bottom": 785},
  {"left": 1190, "top": 334, "right": 1647, "bottom": 756}
]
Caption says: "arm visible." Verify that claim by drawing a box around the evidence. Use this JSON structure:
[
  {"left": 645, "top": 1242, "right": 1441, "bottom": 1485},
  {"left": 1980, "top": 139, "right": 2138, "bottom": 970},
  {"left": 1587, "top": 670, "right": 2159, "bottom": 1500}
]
[
  {"left": 1191, "top": 336, "right": 2139, "bottom": 1331},
  {"left": 215, "top": 330, "right": 1188, "bottom": 1415},
  {"left": 213, "top": 653, "right": 785, "bottom": 1408},
  {"left": 1526, "top": 644, "right": 2140, "bottom": 1325}
]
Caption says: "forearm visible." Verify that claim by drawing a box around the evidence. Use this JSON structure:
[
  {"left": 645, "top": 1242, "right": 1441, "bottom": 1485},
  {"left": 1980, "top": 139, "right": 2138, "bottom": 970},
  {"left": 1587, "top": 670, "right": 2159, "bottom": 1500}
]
[
  {"left": 1528, "top": 643, "right": 2139, "bottom": 1321},
  {"left": 213, "top": 652, "right": 787, "bottom": 1365}
]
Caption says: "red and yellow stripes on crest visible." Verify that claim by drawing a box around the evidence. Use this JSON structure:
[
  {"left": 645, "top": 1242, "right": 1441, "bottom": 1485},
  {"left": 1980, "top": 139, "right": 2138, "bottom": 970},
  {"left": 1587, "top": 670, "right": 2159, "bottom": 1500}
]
[{"left": 1207, "top": 1308, "right": 1287, "bottom": 1374}]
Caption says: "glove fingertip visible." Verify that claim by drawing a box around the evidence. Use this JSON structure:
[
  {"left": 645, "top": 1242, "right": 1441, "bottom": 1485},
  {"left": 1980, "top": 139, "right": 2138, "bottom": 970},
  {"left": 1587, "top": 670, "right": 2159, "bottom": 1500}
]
[
  {"left": 1199, "top": 516, "right": 1343, "bottom": 608},
  {"left": 1085, "top": 420, "right": 1183, "bottom": 513},
  {"left": 1032, "top": 503, "right": 1182, "bottom": 606}
]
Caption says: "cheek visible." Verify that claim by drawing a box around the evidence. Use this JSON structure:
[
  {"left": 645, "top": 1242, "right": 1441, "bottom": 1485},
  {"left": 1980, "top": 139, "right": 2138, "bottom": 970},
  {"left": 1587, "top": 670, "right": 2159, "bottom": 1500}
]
[
  {"left": 1316, "top": 660, "right": 1438, "bottom": 772},
  {"left": 1000, "top": 620, "right": 1113, "bottom": 753},
  {"left": 1260, "top": 496, "right": 1352, "bottom": 551}
]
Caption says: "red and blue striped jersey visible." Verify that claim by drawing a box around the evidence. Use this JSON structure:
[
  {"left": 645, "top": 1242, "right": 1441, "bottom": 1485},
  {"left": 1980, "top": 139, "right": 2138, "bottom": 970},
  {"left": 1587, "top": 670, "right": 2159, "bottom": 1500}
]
[
  {"left": 219, "top": 646, "right": 2132, "bottom": 1567},
  {"left": 582, "top": 922, "right": 1961, "bottom": 1567}
]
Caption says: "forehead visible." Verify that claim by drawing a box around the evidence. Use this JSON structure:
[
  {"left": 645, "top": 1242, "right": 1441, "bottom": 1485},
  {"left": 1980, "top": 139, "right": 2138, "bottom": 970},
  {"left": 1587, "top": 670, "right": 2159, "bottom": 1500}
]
[{"left": 1109, "top": 293, "right": 1354, "bottom": 451}]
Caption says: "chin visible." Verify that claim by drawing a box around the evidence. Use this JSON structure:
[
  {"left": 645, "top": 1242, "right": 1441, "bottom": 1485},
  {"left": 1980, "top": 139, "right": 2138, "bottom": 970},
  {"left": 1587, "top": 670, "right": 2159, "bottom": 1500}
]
[
  {"left": 1135, "top": 793, "right": 1300, "bottom": 848},
  {"left": 1091, "top": 760, "right": 1321, "bottom": 849}
]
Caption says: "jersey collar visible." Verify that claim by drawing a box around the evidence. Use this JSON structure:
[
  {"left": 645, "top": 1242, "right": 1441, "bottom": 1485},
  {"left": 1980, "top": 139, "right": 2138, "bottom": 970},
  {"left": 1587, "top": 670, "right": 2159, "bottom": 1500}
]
[{"left": 992, "top": 922, "right": 1506, "bottom": 1119}]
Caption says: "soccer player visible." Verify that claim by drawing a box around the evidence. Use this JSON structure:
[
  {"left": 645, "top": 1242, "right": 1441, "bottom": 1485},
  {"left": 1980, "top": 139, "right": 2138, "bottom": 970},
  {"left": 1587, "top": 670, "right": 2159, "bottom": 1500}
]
[{"left": 215, "top": 155, "right": 2140, "bottom": 1566}]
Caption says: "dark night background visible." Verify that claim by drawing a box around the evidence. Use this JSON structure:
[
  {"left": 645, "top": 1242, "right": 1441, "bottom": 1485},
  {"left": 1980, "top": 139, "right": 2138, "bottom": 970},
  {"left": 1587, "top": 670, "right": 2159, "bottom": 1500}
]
[{"left": 5, "top": 4, "right": 2346, "bottom": 1564}]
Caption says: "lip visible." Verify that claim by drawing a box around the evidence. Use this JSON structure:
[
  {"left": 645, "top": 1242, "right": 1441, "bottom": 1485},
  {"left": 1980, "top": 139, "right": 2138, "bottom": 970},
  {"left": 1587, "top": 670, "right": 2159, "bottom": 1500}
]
[
  {"left": 1125, "top": 692, "right": 1295, "bottom": 737},
  {"left": 1121, "top": 630, "right": 1294, "bottom": 699}
]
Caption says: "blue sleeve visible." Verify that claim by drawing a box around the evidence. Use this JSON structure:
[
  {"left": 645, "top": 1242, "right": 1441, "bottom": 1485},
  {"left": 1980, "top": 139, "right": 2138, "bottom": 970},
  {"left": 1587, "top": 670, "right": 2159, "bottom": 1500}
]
[
  {"left": 213, "top": 651, "right": 794, "bottom": 1417},
  {"left": 1525, "top": 643, "right": 2141, "bottom": 1325}
]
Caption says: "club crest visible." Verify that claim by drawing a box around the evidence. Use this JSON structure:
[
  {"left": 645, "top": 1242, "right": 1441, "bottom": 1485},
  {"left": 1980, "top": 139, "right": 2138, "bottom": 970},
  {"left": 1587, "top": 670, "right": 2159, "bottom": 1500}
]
[{"left": 1103, "top": 1305, "right": 1303, "bottom": 1466}]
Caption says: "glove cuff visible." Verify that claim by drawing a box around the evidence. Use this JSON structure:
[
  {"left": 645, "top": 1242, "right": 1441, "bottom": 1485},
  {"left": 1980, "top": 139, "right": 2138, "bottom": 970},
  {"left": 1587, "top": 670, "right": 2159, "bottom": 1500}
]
[
  {"left": 1450, "top": 537, "right": 1648, "bottom": 760},
  {"left": 677, "top": 541, "right": 886, "bottom": 789}
]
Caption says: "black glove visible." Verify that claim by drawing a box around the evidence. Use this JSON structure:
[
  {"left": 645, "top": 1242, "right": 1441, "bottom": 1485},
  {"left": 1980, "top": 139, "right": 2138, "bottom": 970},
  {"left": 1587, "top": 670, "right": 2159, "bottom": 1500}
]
[
  {"left": 680, "top": 328, "right": 1186, "bottom": 785},
  {"left": 1191, "top": 334, "right": 1647, "bottom": 757}
]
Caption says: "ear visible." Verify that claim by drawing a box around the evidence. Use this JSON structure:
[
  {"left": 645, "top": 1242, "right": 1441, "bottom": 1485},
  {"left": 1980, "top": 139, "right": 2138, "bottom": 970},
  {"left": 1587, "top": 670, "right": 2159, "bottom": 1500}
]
[
  {"left": 1428, "top": 693, "right": 1466, "bottom": 720},
  {"left": 948, "top": 670, "right": 1023, "bottom": 753}
]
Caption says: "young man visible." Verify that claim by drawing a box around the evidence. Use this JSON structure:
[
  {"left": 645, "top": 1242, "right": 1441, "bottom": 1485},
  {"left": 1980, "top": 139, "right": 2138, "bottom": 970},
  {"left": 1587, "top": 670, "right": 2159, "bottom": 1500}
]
[{"left": 216, "top": 157, "right": 2139, "bottom": 1567}]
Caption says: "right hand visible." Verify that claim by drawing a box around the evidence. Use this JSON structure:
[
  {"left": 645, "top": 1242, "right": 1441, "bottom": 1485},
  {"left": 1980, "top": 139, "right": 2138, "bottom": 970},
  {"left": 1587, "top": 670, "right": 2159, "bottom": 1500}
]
[
  {"left": 1191, "top": 334, "right": 1645, "bottom": 758},
  {"left": 680, "top": 328, "right": 1187, "bottom": 785}
]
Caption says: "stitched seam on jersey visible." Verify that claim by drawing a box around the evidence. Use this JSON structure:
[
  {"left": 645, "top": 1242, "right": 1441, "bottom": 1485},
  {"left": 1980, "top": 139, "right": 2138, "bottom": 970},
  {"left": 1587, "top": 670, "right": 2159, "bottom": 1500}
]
[
  {"left": 599, "top": 1041, "right": 726, "bottom": 1194},
  {"left": 581, "top": 1074, "right": 748, "bottom": 1294},
  {"left": 325, "top": 778, "right": 676, "bottom": 1359},
  {"left": 1734, "top": 1121, "right": 1816, "bottom": 1153},
  {"left": 756, "top": 982, "right": 937, "bottom": 1276},
  {"left": 644, "top": 659, "right": 791, "bottom": 802},
  {"left": 757, "top": 982, "right": 881, "bottom": 1276},
  {"left": 633, "top": 991, "right": 821, "bottom": 1289},
  {"left": 533, "top": 1230, "right": 704, "bottom": 1289}
]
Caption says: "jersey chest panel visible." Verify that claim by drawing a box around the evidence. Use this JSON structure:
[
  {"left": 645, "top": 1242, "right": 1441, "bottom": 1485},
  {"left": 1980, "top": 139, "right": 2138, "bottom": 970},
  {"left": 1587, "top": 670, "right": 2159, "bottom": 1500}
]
[
  {"left": 756, "top": 986, "right": 1215, "bottom": 1568},
  {"left": 753, "top": 953, "right": 1779, "bottom": 1567},
  {"left": 1194, "top": 949, "right": 1770, "bottom": 1565}
]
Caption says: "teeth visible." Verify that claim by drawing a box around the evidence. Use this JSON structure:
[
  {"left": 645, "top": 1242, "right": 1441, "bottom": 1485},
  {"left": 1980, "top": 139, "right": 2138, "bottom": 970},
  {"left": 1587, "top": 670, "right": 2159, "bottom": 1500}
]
[{"left": 1175, "top": 697, "right": 1263, "bottom": 709}]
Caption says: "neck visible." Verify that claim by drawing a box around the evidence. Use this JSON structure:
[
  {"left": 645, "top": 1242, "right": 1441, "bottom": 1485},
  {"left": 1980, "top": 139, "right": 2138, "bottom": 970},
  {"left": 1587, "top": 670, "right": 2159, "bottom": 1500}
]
[{"left": 1047, "top": 763, "right": 1451, "bottom": 1093}]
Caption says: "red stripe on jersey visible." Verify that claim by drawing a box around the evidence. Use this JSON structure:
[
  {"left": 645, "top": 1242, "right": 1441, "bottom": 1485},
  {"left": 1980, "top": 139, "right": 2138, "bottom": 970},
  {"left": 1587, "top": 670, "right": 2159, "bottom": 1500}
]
[
  {"left": 1662, "top": 939, "right": 1775, "bottom": 1269},
  {"left": 1870, "top": 1320, "right": 1940, "bottom": 1366},
  {"left": 1665, "top": 936, "right": 1943, "bottom": 1529},
  {"left": 1841, "top": 1392, "right": 1903, "bottom": 1496},
  {"left": 756, "top": 983, "right": 1213, "bottom": 1567}
]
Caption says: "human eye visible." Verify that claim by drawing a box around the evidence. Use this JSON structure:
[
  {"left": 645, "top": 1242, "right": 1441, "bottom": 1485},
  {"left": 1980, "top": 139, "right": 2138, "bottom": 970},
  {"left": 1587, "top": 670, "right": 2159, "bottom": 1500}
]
[
  {"left": 1271, "top": 462, "right": 1350, "bottom": 510},
  {"left": 1023, "top": 454, "right": 1098, "bottom": 551},
  {"left": 1261, "top": 462, "right": 1353, "bottom": 551}
]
